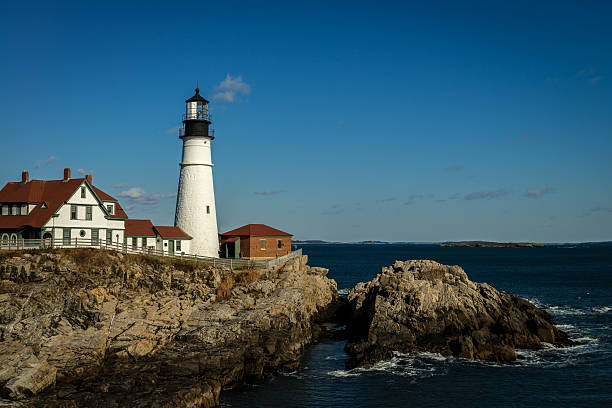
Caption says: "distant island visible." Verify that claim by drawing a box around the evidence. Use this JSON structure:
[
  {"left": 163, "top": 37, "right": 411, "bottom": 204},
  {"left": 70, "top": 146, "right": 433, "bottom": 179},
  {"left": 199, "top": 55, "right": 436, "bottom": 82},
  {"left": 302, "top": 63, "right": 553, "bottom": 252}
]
[
  {"left": 293, "top": 240, "right": 390, "bottom": 245},
  {"left": 440, "top": 241, "right": 551, "bottom": 248}
]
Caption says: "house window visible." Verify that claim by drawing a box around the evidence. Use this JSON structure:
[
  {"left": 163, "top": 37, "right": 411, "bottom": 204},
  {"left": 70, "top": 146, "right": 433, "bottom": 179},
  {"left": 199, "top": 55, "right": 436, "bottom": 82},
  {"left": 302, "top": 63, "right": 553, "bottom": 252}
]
[
  {"left": 106, "top": 229, "right": 112, "bottom": 244},
  {"left": 15, "top": 205, "right": 21, "bottom": 216},
  {"left": 8, "top": 205, "right": 13, "bottom": 216},
  {"left": 206, "top": 206, "right": 210, "bottom": 214},
  {"left": 79, "top": 230, "right": 86, "bottom": 238},
  {"left": 40, "top": 202, "right": 48, "bottom": 209},
  {"left": 142, "top": 237, "right": 147, "bottom": 248},
  {"left": 277, "top": 239, "right": 282, "bottom": 249},
  {"left": 71, "top": 205, "right": 77, "bottom": 220},
  {"left": 10, "top": 234, "right": 17, "bottom": 244},
  {"left": 85, "top": 205, "right": 92, "bottom": 220},
  {"left": 260, "top": 239, "right": 266, "bottom": 250},
  {"left": 106, "top": 204, "right": 114, "bottom": 215},
  {"left": 63, "top": 228, "right": 71, "bottom": 245},
  {"left": 1, "top": 205, "right": 7, "bottom": 216},
  {"left": 92, "top": 229, "right": 99, "bottom": 245},
  {"left": 176, "top": 240, "right": 181, "bottom": 251},
  {"left": 81, "top": 187, "right": 86, "bottom": 198},
  {"left": 21, "top": 204, "right": 28, "bottom": 215},
  {"left": 132, "top": 237, "right": 137, "bottom": 250}
]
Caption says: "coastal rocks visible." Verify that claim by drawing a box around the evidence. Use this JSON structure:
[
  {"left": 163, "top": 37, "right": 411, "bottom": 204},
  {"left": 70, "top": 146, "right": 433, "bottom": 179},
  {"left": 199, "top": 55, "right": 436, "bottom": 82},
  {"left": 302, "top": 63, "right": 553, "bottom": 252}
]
[
  {"left": 0, "top": 342, "right": 56, "bottom": 400},
  {"left": 0, "top": 249, "right": 338, "bottom": 407},
  {"left": 345, "top": 260, "right": 572, "bottom": 368}
]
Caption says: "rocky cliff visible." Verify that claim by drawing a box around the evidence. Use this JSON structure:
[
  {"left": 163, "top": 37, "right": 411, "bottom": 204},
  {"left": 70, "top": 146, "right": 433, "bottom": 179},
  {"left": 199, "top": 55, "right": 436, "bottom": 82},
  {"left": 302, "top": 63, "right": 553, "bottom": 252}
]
[
  {"left": 0, "top": 249, "right": 338, "bottom": 407},
  {"left": 345, "top": 260, "right": 573, "bottom": 368}
]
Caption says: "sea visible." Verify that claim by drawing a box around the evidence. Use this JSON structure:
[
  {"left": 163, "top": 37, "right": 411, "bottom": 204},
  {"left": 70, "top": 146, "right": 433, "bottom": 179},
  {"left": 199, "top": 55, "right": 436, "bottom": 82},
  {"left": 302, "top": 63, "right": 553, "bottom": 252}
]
[{"left": 221, "top": 244, "right": 612, "bottom": 407}]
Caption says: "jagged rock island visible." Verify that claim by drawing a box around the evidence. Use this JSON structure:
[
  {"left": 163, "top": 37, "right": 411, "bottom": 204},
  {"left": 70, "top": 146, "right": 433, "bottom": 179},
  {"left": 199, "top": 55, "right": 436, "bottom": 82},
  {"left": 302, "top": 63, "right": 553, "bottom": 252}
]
[
  {"left": 0, "top": 252, "right": 573, "bottom": 406},
  {"left": 0, "top": 249, "right": 338, "bottom": 407},
  {"left": 344, "top": 260, "right": 573, "bottom": 368}
]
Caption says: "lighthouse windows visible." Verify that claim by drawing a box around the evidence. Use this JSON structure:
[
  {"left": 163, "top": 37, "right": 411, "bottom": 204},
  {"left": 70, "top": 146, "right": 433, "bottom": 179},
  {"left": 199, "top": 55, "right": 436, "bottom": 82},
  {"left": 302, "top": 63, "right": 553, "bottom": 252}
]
[{"left": 206, "top": 205, "right": 210, "bottom": 214}]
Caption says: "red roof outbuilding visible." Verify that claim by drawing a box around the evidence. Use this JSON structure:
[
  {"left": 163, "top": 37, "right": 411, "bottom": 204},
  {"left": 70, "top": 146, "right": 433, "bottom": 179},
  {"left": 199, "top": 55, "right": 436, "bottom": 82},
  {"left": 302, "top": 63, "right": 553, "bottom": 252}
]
[
  {"left": 154, "top": 226, "right": 192, "bottom": 239},
  {"left": 220, "top": 224, "right": 292, "bottom": 237},
  {"left": 125, "top": 219, "right": 156, "bottom": 237}
]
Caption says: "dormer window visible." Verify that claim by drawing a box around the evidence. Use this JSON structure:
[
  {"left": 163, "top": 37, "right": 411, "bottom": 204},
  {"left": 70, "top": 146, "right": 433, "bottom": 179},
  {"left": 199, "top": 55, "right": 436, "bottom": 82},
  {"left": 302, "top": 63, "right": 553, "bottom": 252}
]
[
  {"left": 41, "top": 202, "right": 48, "bottom": 209},
  {"left": 81, "top": 187, "right": 86, "bottom": 198},
  {"left": 0, "top": 203, "right": 28, "bottom": 216},
  {"left": 106, "top": 204, "right": 114, "bottom": 215}
]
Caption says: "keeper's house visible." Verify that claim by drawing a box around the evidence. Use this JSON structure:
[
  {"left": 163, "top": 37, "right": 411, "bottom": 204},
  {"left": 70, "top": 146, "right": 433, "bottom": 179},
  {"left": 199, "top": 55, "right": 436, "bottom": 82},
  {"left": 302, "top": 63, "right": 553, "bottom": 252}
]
[
  {"left": 219, "top": 224, "right": 292, "bottom": 259},
  {"left": 0, "top": 169, "right": 127, "bottom": 246}
]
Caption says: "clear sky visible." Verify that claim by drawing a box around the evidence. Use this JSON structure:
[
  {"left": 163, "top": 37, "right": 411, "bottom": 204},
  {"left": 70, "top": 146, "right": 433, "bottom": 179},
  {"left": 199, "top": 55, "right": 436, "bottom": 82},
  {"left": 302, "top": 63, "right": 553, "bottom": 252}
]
[{"left": 1, "top": 1, "right": 611, "bottom": 242}]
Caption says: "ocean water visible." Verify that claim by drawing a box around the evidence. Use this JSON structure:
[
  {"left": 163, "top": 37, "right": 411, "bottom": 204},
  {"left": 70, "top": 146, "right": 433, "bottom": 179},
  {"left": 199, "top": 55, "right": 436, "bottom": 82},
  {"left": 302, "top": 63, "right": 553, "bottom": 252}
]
[{"left": 221, "top": 244, "right": 612, "bottom": 407}]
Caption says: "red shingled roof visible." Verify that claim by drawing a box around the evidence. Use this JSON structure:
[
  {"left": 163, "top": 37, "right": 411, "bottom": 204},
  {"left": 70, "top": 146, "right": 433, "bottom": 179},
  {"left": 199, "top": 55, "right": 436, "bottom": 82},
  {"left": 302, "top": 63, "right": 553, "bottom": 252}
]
[
  {"left": 0, "top": 177, "right": 128, "bottom": 229},
  {"left": 220, "top": 224, "right": 292, "bottom": 237},
  {"left": 154, "top": 226, "right": 192, "bottom": 239},
  {"left": 125, "top": 219, "right": 156, "bottom": 237}
]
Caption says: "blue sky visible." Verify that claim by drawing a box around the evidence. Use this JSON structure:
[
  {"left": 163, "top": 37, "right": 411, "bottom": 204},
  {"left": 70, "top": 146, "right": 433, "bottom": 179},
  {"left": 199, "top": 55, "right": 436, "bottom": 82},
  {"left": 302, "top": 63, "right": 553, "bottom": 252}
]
[{"left": 1, "top": 1, "right": 611, "bottom": 242}]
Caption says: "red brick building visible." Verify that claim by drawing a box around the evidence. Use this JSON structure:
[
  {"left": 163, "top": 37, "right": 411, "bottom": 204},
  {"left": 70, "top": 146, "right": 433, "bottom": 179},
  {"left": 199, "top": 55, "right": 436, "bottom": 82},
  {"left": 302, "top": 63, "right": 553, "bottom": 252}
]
[{"left": 219, "top": 224, "right": 292, "bottom": 259}]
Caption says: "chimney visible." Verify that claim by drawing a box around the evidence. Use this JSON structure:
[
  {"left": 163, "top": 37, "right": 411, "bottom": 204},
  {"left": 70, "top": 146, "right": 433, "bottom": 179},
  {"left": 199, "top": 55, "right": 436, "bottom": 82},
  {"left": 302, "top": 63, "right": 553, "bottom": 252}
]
[
  {"left": 63, "top": 168, "right": 71, "bottom": 182},
  {"left": 21, "top": 170, "right": 29, "bottom": 183},
  {"left": 85, "top": 174, "right": 92, "bottom": 184}
]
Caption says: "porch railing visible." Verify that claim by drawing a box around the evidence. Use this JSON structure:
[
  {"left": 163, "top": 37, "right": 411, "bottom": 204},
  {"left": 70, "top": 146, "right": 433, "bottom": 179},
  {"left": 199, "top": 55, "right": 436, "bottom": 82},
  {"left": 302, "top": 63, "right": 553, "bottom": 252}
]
[{"left": 0, "top": 238, "right": 302, "bottom": 270}]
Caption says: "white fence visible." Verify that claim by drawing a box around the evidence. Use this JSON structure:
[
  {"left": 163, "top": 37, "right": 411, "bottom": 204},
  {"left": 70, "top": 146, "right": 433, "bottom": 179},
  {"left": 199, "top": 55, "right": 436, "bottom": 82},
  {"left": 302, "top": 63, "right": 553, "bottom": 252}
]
[{"left": 0, "top": 238, "right": 302, "bottom": 270}]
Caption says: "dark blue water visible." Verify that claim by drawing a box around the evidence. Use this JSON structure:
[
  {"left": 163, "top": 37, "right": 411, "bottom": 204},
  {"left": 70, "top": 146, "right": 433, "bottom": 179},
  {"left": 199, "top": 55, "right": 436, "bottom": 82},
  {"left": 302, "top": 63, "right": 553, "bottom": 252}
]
[{"left": 221, "top": 244, "right": 612, "bottom": 407}]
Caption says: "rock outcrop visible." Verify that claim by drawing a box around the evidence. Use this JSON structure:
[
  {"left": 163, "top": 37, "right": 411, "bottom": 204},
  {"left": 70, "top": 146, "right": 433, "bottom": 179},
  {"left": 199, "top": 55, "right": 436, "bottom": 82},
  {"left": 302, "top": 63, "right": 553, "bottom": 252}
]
[
  {"left": 345, "top": 260, "right": 572, "bottom": 368},
  {"left": 0, "top": 249, "right": 338, "bottom": 407}
]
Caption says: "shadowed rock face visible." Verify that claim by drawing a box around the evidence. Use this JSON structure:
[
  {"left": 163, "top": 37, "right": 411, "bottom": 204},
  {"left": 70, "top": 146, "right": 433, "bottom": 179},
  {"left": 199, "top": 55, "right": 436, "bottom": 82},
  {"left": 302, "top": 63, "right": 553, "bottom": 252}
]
[
  {"left": 0, "top": 250, "right": 338, "bottom": 407},
  {"left": 345, "top": 260, "right": 573, "bottom": 369}
]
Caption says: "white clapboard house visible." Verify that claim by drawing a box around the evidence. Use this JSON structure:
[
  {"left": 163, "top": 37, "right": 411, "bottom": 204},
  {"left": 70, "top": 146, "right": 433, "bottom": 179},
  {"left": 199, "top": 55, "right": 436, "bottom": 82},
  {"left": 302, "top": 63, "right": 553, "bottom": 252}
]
[{"left": 0, "top": 168, "right": 191, "bottom": 255}]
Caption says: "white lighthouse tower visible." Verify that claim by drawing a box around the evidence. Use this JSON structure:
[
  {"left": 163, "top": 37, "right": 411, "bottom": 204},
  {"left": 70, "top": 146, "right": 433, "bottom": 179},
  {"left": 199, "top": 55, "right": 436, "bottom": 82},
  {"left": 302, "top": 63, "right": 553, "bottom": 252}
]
[{"left": 174, "top": 88, "right": 219, "bottom": 257}]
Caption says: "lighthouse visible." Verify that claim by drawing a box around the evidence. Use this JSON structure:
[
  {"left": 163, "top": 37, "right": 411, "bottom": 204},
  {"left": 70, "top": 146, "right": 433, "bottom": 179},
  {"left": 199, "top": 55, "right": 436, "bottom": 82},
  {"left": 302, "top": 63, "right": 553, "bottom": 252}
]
[{"left": 174, "top": 88, "right": 219, "bottom": 257}]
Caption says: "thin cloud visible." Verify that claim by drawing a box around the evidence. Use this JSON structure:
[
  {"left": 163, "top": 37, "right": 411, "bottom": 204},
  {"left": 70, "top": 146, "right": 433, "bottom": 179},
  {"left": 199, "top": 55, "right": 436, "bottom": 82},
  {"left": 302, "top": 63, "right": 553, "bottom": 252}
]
[
  {"left": 213, "top": 74, "right": 251, "bottom": 102},
  {"left": 76, "top": 168, "right": 95, "bottom": 176},
  {"left": 321, "top": 208, "right": 344, "bottom": 215},
  {"left": 590, "top": 207, "right": 612, "bottom": 213},
  {"left": 448, "top": 193, "right": 461, "bottom": 200},
  {"left": 464, "top": 190, "right": 507, "bottom": 200},
  {"left": 589, "top": 76, "right": 603, "bottom": 85},
  {"left": 404, "top": 194, "right": 425, "bottom": 205},
  {"left": 118, "top": 187, "right": 176, "bottom": 206},
  {"left": 113, "top": 183, "right": 129, "bottom": 189},
  {"left": 254, "top": 189, "right": 287, "bottom": 196},
  {"left": 524, "top": 187, "right": 554, "bottom": 199},
  {"left": 509, "top": 133, "right": 532, "bottom": 143},
  {"left": 166, "top": 125, "right": 182, "bottom": 135},
  {"left": 446, "top": 165, "right": 464, "bottom": 172},
  {"left": 118, "top": 187, "right": 146, "bottom": 199},
  {"left": 33, "top": 156, "right": 57, "bottom": 169},
  {"left": 576, "top": 68, "right": 603, "bottom": 85},
  {"left": 379, "top": 197, "right": 397, "bottom": 203}
]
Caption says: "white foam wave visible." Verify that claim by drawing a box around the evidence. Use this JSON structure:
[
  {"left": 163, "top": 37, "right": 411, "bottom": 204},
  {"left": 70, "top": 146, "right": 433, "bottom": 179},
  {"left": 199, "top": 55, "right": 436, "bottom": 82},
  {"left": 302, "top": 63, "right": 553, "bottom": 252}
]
[
  {"left": 328, "top": 351, "right": 448, "bottom": 379},
  {"left": 338, "top": 288, "right": 350, "bottom": 295},
  {"left": 524, "top": 298, "right": 612, "bottom": 316},
  {"left": 592, "top": 306, "right": 612, "bottom": 313}
]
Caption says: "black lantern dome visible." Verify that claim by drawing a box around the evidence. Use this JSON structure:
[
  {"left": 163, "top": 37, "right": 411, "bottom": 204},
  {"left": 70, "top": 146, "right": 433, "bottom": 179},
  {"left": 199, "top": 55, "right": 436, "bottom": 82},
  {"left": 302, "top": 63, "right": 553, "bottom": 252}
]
[{"left": 181, "top": 88, "right": 214, "bottom": 139}]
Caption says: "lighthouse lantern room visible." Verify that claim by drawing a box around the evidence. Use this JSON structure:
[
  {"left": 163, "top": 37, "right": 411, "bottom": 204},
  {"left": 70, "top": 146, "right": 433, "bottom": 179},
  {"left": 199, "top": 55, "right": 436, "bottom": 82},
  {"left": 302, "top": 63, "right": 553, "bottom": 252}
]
[{"left": 174, "top": 88, "right": 219, "bottom": 257}]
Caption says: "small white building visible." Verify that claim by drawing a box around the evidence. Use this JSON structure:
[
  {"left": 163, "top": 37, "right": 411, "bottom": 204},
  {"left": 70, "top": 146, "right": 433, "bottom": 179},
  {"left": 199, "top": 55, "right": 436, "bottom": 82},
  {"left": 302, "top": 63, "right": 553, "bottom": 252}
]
[
  {"left": 0, "top": 169, "right": 127, "bottom": 247},
  {"left": 124, "top": 219, "right": 192, "bottom": 256}
]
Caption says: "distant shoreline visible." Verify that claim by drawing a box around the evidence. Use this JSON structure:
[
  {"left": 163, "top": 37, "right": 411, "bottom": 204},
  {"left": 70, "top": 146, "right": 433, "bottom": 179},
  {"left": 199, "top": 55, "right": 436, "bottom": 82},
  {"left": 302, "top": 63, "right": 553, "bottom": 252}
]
[{"left": 293, "top": 240, "right": 612, "bottom": 247}]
